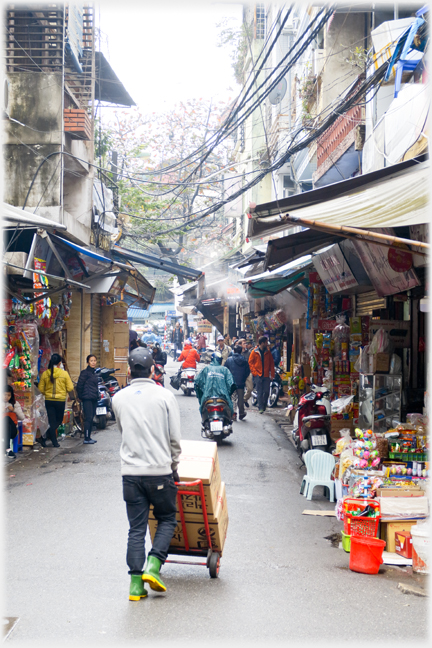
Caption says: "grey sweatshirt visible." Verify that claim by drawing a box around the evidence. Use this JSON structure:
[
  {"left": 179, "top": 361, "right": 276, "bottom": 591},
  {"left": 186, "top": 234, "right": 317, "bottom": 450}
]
[{"left": 112, "top": 378, "right": 182, "bottom": 476}]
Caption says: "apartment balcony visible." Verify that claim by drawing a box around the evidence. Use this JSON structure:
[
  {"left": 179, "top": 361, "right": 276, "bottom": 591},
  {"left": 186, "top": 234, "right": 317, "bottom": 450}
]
[
  {"left": 313, "top": 102, "right": 364, "bottom": 188},
  {"left": 64, "top": 108, "right": 92, "bottom": 140}
]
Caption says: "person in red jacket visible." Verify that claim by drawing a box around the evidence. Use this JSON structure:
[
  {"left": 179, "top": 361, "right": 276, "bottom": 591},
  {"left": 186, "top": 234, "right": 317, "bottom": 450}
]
[
  {"left": 177, "top": 339, "right": 200, "bottom": 369},
  {"left": 248, "top": 336, "right": 275, "bottom": 414}
]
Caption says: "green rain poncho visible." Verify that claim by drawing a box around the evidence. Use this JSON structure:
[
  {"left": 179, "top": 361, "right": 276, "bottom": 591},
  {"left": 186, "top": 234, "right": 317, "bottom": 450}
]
[{"left": 194, "top": 356, "right": 237, "bottom": 415}]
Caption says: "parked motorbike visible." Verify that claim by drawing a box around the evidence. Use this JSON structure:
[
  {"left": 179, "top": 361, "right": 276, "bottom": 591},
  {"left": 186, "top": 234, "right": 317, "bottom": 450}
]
[
  {"left": 291, "top": 384, "right": 332, "bottom": 459},
  {"left": 94, "top": 382, "right": 112, "bottom": 429},
  {"left": 153, "top": 363, "right": 165, "bottom": 387},
  {"left": 180, "top": 367, "right": 196, "bottom": 396},
  {"left": 251, "top": 367, "right": 284, "bottom": 409},
  {"left": 201, "top": 396, "right": 233, "bottom": 444},
  {"left": 98, "top": 367, "right": 121, "bottom": 402}
]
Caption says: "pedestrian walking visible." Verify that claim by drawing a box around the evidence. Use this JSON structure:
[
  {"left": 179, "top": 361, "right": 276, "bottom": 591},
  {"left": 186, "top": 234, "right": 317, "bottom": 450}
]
[
  {"left": 216, "top": 335, "right": 232, "bottom": 366},
  {"left": 248, "top": 336, "right": 275, "bottom": 414},
  {"left": 171, "top": 322, "right": 184, "bottom": 359},
  {"left": 38, "top": 353, "right": 74, "bottom": 447},
  {"left": 112, "top": 347, "right": 181, "bottom": 601},
  {"left": 76, "top": 354, "right": 99, "bottom": 445},
  {"left": 225, "top": 345, "right": 250, "bottom": 420},
  {"left": 196, "top": 333, "right": 207, "bottom": 351},
  {"left": 242, "top": 339, "right": 254, "bottom": 408}
]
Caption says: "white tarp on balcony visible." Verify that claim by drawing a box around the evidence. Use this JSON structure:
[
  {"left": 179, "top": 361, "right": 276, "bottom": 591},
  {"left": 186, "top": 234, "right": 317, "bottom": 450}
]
[{"left": 363, "top": 83, "right": 429, "bottom": 173}]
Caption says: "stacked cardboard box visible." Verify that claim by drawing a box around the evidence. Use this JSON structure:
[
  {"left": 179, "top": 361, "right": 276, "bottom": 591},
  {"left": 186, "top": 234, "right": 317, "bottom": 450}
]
[{"left": 148, "top": 440, "right": 228, "bottom": 555}]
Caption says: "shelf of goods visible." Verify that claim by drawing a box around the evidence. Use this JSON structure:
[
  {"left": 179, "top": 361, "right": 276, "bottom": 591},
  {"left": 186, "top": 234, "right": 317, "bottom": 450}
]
[{"left": 359, "top": 374, "right": 402, "bottom": 433}]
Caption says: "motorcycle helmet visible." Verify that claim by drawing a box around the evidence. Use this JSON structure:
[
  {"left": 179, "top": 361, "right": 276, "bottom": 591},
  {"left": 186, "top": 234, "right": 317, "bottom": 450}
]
[{"left": 128, "top": 347, "right": 154, "bottom": 370}]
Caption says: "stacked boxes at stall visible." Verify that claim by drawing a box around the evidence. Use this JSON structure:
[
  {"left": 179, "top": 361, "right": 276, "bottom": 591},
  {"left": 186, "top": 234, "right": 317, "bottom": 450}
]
[{"left": 148, "top": 440, "right": 229, "bottom": 554}]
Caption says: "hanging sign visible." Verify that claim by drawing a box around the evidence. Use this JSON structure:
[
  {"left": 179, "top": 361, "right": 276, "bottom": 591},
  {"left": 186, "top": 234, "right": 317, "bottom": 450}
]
[
  {"left": 313, "top": 244, "right": 358, "bottom": 294},
  {"left": 388, "top": 244, "right": 413, "bottom": 273},
  {"left": 197, "top": 319, "right": 212, "bottom": 333},
  {"left": 353, "top": 228, "right": 419, "bottom": 297}
]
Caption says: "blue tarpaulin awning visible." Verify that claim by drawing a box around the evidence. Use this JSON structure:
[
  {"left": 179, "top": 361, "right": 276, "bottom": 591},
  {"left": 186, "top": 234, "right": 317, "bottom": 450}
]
[
  {"left": 51, "top": 235, "right": 112, "bottom": 264},
  {"left": 112, "top": 245, "right": 203, "bottom": 281}
]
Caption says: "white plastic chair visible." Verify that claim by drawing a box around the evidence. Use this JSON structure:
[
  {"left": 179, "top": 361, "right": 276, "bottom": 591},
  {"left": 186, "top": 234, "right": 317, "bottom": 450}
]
[
  {"left": 299, "top": 449, "right": 323, "bottom": 497},
  {"left": 306, "top": 452, "right": 336, "bottom": 502}
]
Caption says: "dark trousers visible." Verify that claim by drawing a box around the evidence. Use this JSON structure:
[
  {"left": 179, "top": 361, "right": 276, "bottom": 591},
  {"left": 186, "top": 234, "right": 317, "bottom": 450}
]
[
  {"left": 254, "top": 376, "right": 270, "bottom": 411},
  {"left": 122, "top": 474, "right": 178, "bottom": 575},
  {"left": 45, "top": 400, "right": 66, "bottom": 445},
  {"left": 82, "top": 399, "right": 97, "bottom": 435},
  {"left": 173, "top": 343, "right": 182, "bottom": 359},
  {"left": 232, "top": 388, "right": 245, "bottom": 416}
]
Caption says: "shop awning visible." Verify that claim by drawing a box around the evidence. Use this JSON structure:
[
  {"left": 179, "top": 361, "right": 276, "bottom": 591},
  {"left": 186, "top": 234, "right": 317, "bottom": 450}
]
[
  {"left": 240, "top": 256, "right": 313, "bottom": 298},
  {"left": 2, "top": 202, "right": 67, "bottom": 230},
  {"left": 112, "top": 245, "right": 203, "bottom": 281},
  {"left": 51, "top": 235, "right": 113, "bottom": 264},
  {"left": 247, "top": 156, "right": 429, "bottom": 240},
  {"left": 84, "top": 269, "right": 155, "bottom": 307},
  {"left": 264, "top": 229, "right": 344, "bottom": 270},
  {"left": 94, "top": 51, "right": 136, "bottom": 107}
]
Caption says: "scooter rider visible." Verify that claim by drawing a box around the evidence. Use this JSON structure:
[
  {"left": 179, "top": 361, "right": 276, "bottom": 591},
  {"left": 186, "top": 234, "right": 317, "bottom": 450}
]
[
  {"left": 194, "top": 352, "right": 236, "bottom": 417},
  {"left": 112, "top": 347, "right": 181, "bottom": 601},
  {"left": 152, "top": 342, "right": 167, "bottom": 366}
]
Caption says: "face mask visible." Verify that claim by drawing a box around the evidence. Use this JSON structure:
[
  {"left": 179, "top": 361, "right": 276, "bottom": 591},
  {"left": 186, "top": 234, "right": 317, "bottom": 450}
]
[{"left": 59, "top": 363, "right": 64, "bottom": 370}]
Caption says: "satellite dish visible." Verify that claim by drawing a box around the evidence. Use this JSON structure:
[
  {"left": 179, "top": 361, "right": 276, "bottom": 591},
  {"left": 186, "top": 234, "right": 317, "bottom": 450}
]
[{"left": 268, "top": 78, "right": 287, "bottom": 105}]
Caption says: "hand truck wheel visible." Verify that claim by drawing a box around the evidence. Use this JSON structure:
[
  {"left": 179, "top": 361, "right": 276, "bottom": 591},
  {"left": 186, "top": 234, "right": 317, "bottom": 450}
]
[{"left": 208, "top": 552, "right": 220, "bottom": 578}]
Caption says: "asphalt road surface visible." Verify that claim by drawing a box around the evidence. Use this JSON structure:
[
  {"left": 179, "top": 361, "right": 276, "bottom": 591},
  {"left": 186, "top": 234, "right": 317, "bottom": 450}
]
[{"left": 4, "top": 358, "right": 429, "bottom": 643}]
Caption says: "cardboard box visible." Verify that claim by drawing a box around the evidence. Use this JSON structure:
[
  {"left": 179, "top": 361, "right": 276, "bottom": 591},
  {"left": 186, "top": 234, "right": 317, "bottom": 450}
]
[
  {"left": 330, "top": 419, "right": 354, "bottom": 441},
  {"left": 376, "top": 488, "right": 424, "bottom": 497},
  {"left": 395, "top": 531, "right": 413, "bottom": 558},
  {"left": 150, "top": 481, "right": 228, "bottom": 524},
  {"left": 176, "top": 440, "right": 221, "bottom": 517},
  {"left": 380, "top": 520, "right": 418, "bottom": 553},
  {"left": 368, "top": 353, "right": 390, "bottom": 374},
  {"left": 149, "top": 482, "right": 229, "bottom": 554}
]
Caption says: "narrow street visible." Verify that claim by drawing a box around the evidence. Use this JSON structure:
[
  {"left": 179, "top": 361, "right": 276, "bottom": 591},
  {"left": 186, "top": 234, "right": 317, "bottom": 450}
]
[{"left": 5, "top": 359, "right": 428, "bottom": 643}]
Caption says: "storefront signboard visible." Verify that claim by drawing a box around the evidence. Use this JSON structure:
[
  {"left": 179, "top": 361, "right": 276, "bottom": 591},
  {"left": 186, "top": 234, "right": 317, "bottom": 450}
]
[
  {"left": 353, "top": 230, "right": 420, "bottom": 297},
  {"left": 197, "top": 319, "right": 212, "bottom": 333},
  {"left": 313, "top": 244, "right": 358, "bottom": 294}
]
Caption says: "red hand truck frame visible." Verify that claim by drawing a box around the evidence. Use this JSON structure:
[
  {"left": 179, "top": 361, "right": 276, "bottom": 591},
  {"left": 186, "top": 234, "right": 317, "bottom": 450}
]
[{"left": 163, "top": 479, "right": 221, "bottom": 578}]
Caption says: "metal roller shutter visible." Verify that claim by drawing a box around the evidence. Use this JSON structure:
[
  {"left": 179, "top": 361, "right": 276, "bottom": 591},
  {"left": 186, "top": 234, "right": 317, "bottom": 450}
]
[
  {"left": 355, "top": 291, "right": 387, "bottom": 316},
  {"left": 91, "top": 294, "right": 102, "bottom": 362}
]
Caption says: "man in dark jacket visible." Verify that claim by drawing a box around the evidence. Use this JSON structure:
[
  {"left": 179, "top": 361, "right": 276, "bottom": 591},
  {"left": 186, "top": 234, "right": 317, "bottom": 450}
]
[
  {"left": 171, "top": 322, "right": 184, "bottom": 359},
  {"left": 76, "top": 354, "right": 99, "bottom": 444},
  {"left": 225, "top": 345, "right": 250, "bottom": 420}
]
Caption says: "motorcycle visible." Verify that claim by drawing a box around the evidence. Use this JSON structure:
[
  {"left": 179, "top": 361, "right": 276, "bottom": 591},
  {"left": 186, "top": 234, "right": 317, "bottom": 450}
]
[
  {"left": 251, "top": 367, "right": 284, "bottom": 409},
  {"left": 291, "top": 384, "right": 332, "bottom": 459},
  {"left": 153, "top": 363, "right": 165, "bottom": 387},
  {"left": 180, "top": 367, "right": 196, "bottom": 396},
  {"left": 94, "top": 382, "right": 112, "bottom": 429},
  {"left": 201, "top": 396, "right": 233, "bottom": 445},
  {"left": 98, "top": 367, "right": 121, "bottom": 403}
]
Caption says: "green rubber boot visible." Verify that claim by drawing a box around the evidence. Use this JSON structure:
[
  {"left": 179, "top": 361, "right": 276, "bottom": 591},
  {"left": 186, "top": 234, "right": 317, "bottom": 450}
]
[
  {"left": 142, "top": 556, "right": 166, "bottom": 592},
  {"left": 129, "top": 574, "right": 148, "bottom": 601}
]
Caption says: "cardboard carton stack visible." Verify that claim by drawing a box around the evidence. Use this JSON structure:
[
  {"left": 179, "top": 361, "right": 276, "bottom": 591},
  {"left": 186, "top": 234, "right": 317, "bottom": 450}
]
[{"left": 148, "top": 440, "right": 228, "bottom": 555}]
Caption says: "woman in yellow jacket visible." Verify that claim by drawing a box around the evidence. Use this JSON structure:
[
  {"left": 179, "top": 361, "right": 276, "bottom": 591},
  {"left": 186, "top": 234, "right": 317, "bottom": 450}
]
[{"left": 38, "top": 353, "right": 74, "bottom": 447}]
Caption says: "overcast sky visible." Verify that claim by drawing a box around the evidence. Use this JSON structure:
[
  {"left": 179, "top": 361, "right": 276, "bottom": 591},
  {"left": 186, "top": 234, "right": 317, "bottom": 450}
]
[{"left": 97, "top": 0, "right": 243, "bottom": 115}]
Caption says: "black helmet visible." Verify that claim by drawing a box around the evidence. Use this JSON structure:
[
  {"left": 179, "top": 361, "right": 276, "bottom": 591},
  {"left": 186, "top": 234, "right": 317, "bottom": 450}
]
[{"left": 128, "top": 347, "right": 154, "bottom": 370}]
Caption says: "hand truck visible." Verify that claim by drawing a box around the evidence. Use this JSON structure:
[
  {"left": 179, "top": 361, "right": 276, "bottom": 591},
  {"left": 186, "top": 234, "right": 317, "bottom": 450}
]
[{"left": 163, "top": 479, "right": 221, "bottom": 578}]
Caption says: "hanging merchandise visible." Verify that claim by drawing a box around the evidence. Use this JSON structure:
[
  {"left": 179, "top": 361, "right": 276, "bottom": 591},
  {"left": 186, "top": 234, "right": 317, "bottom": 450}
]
[
  {"left": 9, "top": 321, "right": 39, "bottom": 391},
  {"left": 11, "top": 298, "right": 34, "bottom": 320}
]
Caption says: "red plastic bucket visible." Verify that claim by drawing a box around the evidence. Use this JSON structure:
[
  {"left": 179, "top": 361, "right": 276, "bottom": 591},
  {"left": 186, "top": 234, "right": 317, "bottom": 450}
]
[{"left": 349, "top": 535, "right": 386, "bottom": 574}]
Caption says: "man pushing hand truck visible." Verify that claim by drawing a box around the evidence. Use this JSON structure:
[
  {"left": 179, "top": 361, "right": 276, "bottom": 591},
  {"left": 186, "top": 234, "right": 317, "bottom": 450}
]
[{"left": 112, "top": 347, "right": 182, "bottom": 600}]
